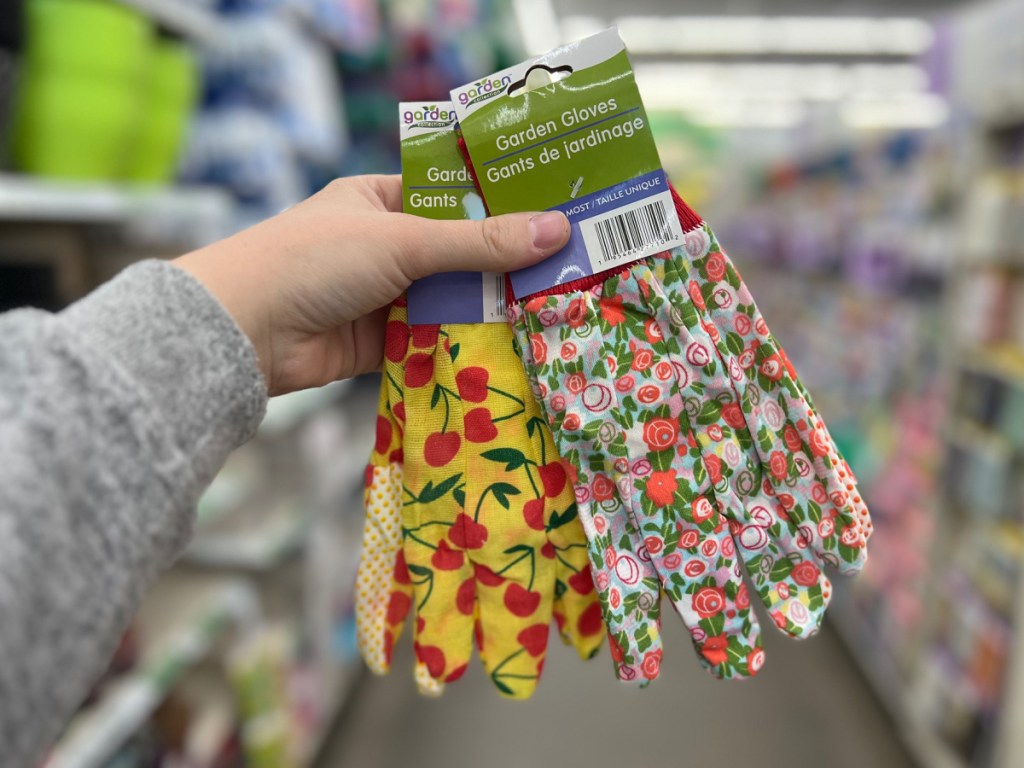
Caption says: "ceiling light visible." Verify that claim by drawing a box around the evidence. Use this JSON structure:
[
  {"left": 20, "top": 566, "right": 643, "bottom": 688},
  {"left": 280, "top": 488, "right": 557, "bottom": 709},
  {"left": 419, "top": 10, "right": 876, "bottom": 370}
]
[
  {"left": 611, "top": 16, "right": 934, "bottom": 56},
  {"left": 633, "top": 63, "right": 930, "bottom": 103},
  {"left": 841, "top": 94, "right": 949, "bottom": 130}
]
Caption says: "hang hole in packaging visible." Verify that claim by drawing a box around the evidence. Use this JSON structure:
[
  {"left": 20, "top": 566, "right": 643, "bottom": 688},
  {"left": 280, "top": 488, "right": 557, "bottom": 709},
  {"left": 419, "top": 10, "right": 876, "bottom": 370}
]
[{"left": 507, "top": 64, "right": 574, "bottom": 98}]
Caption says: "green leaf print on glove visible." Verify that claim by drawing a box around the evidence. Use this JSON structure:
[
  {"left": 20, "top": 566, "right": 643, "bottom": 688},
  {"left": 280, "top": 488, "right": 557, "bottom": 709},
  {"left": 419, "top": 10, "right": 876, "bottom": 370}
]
[
  {"left": 512, "top": 272, "right": 765, "bottom": 681},
  {"left": 658, "top": 187, "right": 871, "bottom": 570}
]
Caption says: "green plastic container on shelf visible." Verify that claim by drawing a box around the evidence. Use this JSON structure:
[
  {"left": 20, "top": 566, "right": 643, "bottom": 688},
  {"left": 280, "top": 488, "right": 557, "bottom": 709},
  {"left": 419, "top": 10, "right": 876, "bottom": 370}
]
[
  {"left": 125, "top": 39, "right": 199, "bottom": 183},
  {"left": 23, "top": 0, "right": 149, "bottom": 76},
  {"left": 11, "top": 70, "right": 143, "bottom": 178},
  {"left": 10, "top": 0, "right": 152, "bottom": 179}
]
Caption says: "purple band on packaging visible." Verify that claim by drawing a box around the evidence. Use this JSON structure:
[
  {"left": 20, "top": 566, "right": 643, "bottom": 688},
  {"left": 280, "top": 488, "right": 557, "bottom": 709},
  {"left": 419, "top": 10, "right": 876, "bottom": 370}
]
[
  {"left": 509, "top": 169, "right": 675, "bottom": 298},
  {"left": 408, "top": 272, "right": 485, "bottom": 325}
]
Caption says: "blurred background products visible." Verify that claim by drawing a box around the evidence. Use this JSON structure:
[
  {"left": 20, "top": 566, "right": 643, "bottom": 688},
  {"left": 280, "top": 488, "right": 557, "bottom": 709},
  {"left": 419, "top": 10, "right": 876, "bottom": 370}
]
[
  {"left": 126, "top": 37, "right": 200, "bottom": 183},
  {"left": 12, "top": 0, "right": 154, "bottom": 179},
  {"left": 0, "top": 1, "right": 1022, "bottom": 767},
  {"left": 0, "top": 0, "right": 24, "bottom": 169}
]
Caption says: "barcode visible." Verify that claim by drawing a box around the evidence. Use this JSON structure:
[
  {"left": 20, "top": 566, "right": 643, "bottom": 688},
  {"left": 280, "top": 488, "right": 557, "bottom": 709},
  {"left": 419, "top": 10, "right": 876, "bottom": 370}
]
[
  {"left": 587, "top": 199, "right": 673, "bottom": 265},
  {"left": 494, "top": 274, "right": 507, "bottom": 318},
  {"left": 482, "top": 271, "right": 506, "bottom": 323}
]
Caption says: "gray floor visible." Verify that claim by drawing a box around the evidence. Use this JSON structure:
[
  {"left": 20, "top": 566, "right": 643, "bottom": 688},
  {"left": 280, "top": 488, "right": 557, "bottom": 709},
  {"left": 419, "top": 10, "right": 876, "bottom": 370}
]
[{"left": 317, "top": 615, "right": 914, "bottom": 768}]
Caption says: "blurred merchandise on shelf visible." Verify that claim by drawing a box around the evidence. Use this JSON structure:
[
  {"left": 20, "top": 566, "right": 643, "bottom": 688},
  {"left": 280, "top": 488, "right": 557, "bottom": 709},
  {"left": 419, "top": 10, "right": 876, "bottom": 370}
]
[
  {"left": 0, "top": 0, "right": 23, "bottom": 168},
  {"left": 11, "top": 0, "right": 151, "bottom": 179},
  {"left": 182, "top": 106, "right": 307, "bottom": 226},
  {"left": 228, "top": 627, "right": 300, "bottom": 767},
  {"left": 183, "top": 5, "right": 346, "bottom": 223},
  {"left": 335, "top": 0, "right": 522, "bottom": 177},
  {"left": 9, "top": 0, "right": 201, "bottom": 182},
  {"left": 174, "top": 0, "right": 522, "bottom": 221},
  {"left": 126, "top": 36, "right": 200, "bottom": 183},
  {"left": 705, "top": 1, "right": 1024, "bottom": 765}
]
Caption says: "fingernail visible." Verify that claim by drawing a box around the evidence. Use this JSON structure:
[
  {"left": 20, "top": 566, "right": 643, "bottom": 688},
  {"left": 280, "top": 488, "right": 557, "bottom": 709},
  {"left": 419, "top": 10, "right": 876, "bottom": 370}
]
[{"left": 529, "top": 212, "right": 568, "bottom": 252}]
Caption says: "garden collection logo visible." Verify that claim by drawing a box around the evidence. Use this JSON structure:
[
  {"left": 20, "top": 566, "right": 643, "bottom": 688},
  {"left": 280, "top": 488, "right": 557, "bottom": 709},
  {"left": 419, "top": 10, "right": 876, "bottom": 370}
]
[
  {"left": 457, "top": 74, "right": 514, "bottom": 107},
  {"left": 403, "top": 104, "right": 456, "bottom": 129}
]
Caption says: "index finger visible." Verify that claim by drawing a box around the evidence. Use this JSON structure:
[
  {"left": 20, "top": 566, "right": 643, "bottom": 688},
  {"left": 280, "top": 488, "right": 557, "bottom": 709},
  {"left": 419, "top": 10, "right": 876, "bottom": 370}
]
[{"left": 362, "top": 174, "right": 404, "bottom": 213}]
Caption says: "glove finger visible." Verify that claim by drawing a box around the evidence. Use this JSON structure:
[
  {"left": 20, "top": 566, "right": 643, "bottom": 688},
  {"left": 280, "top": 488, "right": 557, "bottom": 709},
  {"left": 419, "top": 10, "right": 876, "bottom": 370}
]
[
  {"left": 356, "top": 371, "right": 406, "bottom": 671},
  {"left": 638, "top": 262, "right": 832, "bottom": 639},
  {"left": 357, "top": 457, "right": 409, "bottom": 673},
  {"left": 507, "top": 322, "right": 605, "bottom": 660},
  {"left": 781, "top": 357, "right": 874, "bottom": 544},
  {"left": 358, "top": 302, "right": 442, "bottom": 693},
  {"left": 546, "top": 495, "right": 605, "bottom": 659},
  {"left": 666, "top": 190, "right": 868, "bottom": 537},
  {"left": 516, "top": 301, "right": 662, "bottom": 685},
  {"left": 657, "top": 214, "right": 869, "bottom": 575},
  {"left": 686, "top": 247, "right": 868, "bottom": 572},
  {"left": 401, "top": 324, "right": 476, "bottom": 686},
  {"left": 438, "top": 322, "right": 556, "bottom": 699},
  {"left": 598, "top": 267, "right": 761, "bottom": 680}
]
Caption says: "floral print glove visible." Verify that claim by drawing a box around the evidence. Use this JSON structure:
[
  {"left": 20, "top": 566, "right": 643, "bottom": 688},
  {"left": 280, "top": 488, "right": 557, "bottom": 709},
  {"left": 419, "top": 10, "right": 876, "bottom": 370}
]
[
  {"left": 454, "top": 136, "right": 870, "bottom": 680},
  {"left": 506, "top": 193, "right": 871, "bottom": 680},
  {"left": 356, "top": 300, "right": 604, "bottom": 699},
  {"left": 510, "top": 272, "right": 765, "bottom": 682},
  {"left": 662, "top": 189, "right": 873, "bottom": 563}
]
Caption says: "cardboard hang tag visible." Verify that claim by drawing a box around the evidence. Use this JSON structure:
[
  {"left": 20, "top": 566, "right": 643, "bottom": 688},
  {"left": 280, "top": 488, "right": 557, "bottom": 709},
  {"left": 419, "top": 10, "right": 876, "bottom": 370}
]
[
  {"left": 400, "top": 101, "right": 505, "bottom": 324},
  {"left": 451, "top": 28, "right": 685, "bottom": 299}
]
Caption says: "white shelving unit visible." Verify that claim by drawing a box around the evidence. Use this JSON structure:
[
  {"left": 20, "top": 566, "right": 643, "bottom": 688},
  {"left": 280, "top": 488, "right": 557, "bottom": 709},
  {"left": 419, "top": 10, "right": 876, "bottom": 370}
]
[
  {"left": 115, "top": 0, "right": 224, "bottom": 45},
  {"left": 186, "top": 498, "right": 310, "bottom": 570},
  {"left": 0, "top": 173, "right": 233, "bottom": 222},
  {"left": 47, "top": 576, "right": 258, "bottom": 768}
]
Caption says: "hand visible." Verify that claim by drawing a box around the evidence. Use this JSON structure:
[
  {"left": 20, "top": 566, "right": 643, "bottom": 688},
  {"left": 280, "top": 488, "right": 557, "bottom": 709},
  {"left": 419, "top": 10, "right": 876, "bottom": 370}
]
[{"left": 174, "top": 175, "right": 570, "bottom": 396}]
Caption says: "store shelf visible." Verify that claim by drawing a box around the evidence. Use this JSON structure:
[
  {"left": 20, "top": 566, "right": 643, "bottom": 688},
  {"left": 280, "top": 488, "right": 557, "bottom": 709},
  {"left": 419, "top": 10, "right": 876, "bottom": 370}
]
[
  {"left": 185, "top": 499, "right": 309, "bottom": 570},
  {"left": 259, "top": 380, "right": 353, "bottom": 438},
  {"left": 829, "top": 602, "right": 968, "bottom": 768},
  {"left": 959, "top": 344, "right": 1024, "bottom": 389},
  {"left": 115, "top": 0, "right": 223, "bottom": 44},
  {"left": 0, "top": 174, "right": 233, "bottom": 225},
  {"left": 47, "top": 577, "right": 257, "bottom": 768}
]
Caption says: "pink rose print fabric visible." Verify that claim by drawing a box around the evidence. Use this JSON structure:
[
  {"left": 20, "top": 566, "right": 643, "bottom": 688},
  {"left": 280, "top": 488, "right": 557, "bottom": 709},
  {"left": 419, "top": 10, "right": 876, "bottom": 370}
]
[
  {"left": 661, "top": 188, "right": 872, "bottom": 567},
  {"left": 506, "top": 190, "right": 871, "bottom": 682},
  {"left": 511, "top": 272, "right": 764, "bottom": 681},
  {"left": 512, "top": 322, "right": 667, "bottom": 685}
]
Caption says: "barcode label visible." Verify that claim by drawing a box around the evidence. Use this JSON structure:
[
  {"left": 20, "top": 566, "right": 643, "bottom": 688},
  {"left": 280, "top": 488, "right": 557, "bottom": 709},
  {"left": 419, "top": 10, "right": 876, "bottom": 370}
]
[
  {"left": 482, "top": 271, "right": 507, "bottom": 323},
  {"left": 579, "top": 191, "right": 685, "bottom": 271}
]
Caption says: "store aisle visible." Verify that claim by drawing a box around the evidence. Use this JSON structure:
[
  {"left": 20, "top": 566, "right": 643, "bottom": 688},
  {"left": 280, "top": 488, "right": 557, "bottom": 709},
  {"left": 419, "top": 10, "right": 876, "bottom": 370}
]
[{"left": 318, "top": 613, "right": 913, "bottom": 768}]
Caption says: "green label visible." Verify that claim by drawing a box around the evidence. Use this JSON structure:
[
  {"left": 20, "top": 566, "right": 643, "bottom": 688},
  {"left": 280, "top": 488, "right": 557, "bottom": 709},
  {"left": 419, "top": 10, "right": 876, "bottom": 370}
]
[
  {"left": 452, "top": 31, "right": 661, "bottom": 214},
  {"left": 400, "top": 102, "right": 502, "bottom": 323},
  {"left": 451, "top": 29, "right": 685, "bottom": 298},
  {"left": 400, "top": 102, "right": 480, "bottom": 221}
]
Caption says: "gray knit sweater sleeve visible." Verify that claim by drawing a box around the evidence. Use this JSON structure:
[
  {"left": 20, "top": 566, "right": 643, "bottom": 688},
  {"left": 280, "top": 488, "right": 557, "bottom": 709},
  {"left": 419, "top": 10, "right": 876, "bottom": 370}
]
[{"left": 0, "top": 260, "right": 268, "bottom": 766}]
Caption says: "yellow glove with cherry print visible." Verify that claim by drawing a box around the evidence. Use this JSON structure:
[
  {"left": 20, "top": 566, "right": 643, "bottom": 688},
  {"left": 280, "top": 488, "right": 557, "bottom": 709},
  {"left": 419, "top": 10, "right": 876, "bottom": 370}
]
[{"left": 355, "top": 300, "right": 604, "bottom": 698}]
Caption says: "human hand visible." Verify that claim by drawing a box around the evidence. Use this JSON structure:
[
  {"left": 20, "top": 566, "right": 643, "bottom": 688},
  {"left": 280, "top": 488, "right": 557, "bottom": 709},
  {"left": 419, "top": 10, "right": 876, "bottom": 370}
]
[{"left": 174, "top": 175, "right": 569, "bottom": 396}]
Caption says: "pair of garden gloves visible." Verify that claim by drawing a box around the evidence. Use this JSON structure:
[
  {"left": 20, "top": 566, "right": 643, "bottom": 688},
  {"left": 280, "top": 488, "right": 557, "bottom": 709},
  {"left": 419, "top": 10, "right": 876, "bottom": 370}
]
[{"left": 356, "top": 181, "right": 872, "bottom": 693}]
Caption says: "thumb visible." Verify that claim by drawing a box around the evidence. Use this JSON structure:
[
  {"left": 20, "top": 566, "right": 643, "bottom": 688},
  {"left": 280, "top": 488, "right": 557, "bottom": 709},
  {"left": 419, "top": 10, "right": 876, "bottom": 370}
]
[{"left": 397, "top": 211, "right": 570, "bottom": 279}]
